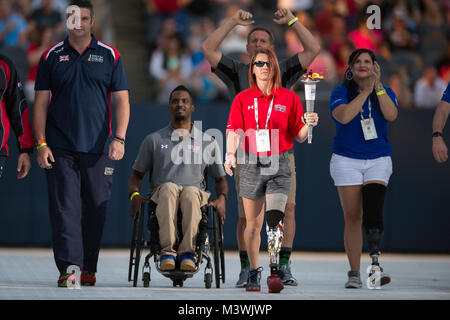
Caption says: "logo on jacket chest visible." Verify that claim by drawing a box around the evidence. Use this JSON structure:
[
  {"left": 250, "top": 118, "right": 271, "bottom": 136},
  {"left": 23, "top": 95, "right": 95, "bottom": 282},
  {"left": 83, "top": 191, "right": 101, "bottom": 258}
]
[
  {"left": 88, "top": 54, "right": 104, "bottom": 63},
  {"left": 274, "top": 104, "right": 286, "bottom": 113}
]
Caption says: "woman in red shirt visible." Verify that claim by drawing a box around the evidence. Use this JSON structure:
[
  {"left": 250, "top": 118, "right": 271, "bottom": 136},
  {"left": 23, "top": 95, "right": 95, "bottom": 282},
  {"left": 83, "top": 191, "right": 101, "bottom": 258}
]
[{"left": 224, "top": 48, "right": 318, "bottom": 292}]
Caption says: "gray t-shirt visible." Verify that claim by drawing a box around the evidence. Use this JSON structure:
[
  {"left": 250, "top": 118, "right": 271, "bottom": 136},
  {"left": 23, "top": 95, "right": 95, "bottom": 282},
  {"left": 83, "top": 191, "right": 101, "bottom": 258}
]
[{"left": 132, "top": 124, "right": 226, "bottom": 194}]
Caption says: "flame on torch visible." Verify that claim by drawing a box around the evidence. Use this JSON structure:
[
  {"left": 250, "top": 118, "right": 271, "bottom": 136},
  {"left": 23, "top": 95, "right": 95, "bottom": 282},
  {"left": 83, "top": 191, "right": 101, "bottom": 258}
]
[{"left": 302, "top": 70, "right": 324, "bottom": 81}]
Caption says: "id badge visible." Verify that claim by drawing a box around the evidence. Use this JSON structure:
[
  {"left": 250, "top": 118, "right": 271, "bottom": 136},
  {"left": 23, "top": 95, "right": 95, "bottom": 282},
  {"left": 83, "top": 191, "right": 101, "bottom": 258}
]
[
  {"left": 256, "top": 129, "right": 270, "bottom": 152},
  {"left": 361, "top": 118, "right": 378, "bottom": 140}
]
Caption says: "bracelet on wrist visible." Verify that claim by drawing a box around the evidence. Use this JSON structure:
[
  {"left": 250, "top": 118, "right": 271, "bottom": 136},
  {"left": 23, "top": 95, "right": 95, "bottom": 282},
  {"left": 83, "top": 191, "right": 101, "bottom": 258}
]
[
  {"left": 129, "top": 191, "right": 140, "bottom": 201},
  {"left": 114, "top": 135, "right": 125, "bottom": 144},
  {"left": 376, "top": 89, "right": 386, "bottom": 96},
  {"left": 218, "top": 192, "right": 228, "bottom": 201},
  {"left": 36, "top": 142, "right": 47, "bottom": 150},
  {"left": 288, "top": 17, "right": 298, "bottom": 26},
  {"left": 432, "top": 132, "right": 443, "bottom": 138}
]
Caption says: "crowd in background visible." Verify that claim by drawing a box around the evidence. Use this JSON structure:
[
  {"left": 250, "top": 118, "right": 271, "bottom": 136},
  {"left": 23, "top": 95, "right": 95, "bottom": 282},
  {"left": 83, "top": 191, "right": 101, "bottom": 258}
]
[
  {"left": 144, "top": 0, "right": 449, "bottom": 108},
  {"left": 0, "top": 0, "right": 108, "bottom": 103},
  {"left": 1, "top": 0, "right": 448, "bottom": 108},
  {"left": 0, "top": 0, "right": 70, "bottom": 102}
]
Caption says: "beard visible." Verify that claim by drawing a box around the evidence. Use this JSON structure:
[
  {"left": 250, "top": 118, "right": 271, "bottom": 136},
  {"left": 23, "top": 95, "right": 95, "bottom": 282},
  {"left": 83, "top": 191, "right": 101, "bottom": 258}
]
[{"left": 173, "top": 114, "right": 187, "bottom": 122}]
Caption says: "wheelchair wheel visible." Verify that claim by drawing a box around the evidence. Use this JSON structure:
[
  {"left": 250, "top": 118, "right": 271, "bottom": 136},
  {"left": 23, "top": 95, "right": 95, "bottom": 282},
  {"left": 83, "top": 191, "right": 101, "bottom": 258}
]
[
  {"left": 143, "top": 271, "right": 150, "bottom": 288},
  {"left": 212, "top": 208, "right": 221, "bottom": 288},
  {"left": 129, "top": 205, "right": 145, "bottom": 287},
  {"left": 218, "top": 215, "right": 225, "bottom": 284},
  {"left": 128, "top": 213, "right": 138, "bottom": 282},
  {"left": 204, "top": 273, "right": 212, "bottom": 289}
]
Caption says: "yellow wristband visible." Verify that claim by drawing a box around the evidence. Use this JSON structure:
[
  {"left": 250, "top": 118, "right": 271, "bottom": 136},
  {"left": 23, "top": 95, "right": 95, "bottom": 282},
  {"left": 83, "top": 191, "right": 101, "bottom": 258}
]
[
  {"left": 288, "top": 17, "right": 298, "bottom": 26},
  {"left": 36, "top": 142, "right": 47, "bottom": 150},
  {"left": 130, "top": 192, "right": 140, "bottom": 201},
  {"left": 376, "top": 89, "right": 386, "bottom": 96}
]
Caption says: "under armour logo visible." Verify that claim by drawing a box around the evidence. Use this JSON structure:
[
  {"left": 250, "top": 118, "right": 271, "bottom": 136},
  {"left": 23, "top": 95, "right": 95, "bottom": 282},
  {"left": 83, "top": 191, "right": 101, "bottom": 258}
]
[
  {"left": 248, "top": 105, "right": 254, "bottom": 110},
  {"left": 161, "top": 144, "right": 168, "bottom": 149}
]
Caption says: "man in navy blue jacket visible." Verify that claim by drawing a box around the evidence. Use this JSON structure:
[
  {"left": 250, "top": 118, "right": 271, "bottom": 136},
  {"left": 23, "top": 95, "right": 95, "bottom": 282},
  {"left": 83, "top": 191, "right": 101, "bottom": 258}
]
[{"left": 33, "top": 0, "right": 130, "bottom": 288}]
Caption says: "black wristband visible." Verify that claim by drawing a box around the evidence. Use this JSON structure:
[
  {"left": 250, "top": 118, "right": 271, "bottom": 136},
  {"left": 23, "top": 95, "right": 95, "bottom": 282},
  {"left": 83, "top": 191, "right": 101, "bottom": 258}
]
[
  {"left": 432, "top": 132, "right": 443, "bottom": 138},
  {"left": 114, "top": 136, "right": 125, "bottom": 144},
  {"left": 218, "top": 193, "right": 228, "bottom": 201}
]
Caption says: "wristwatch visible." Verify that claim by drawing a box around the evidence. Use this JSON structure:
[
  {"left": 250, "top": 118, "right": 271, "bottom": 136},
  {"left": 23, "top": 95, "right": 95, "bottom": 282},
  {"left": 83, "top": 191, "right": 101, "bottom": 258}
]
[{"left": 432, "top": 132, "right": 443, "bottom": 138}]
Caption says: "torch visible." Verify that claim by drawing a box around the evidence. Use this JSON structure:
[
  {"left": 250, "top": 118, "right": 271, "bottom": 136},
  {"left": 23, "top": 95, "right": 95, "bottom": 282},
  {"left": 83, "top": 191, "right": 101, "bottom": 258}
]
[{"left": 301, "top": 71, "right": 323, "bottom": 144}]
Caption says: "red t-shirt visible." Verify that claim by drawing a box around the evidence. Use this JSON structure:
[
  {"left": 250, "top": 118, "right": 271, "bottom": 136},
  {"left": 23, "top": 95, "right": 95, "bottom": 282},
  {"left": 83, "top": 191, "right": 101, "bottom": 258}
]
[{"left": 227, "top": 86, "right": 304, "bottom": 156}]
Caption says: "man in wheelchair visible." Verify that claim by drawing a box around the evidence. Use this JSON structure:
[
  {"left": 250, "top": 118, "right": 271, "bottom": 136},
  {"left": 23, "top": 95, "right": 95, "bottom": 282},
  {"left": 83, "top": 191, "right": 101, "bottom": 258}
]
[{"left": 127, "top": 85, "right": 228, "bottom": 273}]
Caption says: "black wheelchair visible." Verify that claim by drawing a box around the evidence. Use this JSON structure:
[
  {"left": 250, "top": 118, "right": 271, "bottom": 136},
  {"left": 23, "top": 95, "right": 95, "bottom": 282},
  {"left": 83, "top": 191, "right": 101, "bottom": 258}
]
[{"left": 128, "top": 199, "right": 225, "bottom": 288}]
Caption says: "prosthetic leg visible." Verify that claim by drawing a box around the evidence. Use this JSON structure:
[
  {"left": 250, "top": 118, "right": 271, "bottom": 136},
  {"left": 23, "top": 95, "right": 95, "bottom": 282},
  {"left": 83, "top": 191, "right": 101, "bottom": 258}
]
[
  {"left": 362, "top": 184, "right": 391, "bottom": 289},
  {"left": 265, "top": 193, "right": 287, "bottom": 293}
]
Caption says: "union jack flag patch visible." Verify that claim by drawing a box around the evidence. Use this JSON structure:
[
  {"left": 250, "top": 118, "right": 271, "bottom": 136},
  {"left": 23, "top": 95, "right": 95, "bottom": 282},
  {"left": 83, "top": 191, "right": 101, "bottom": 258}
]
[{"left": 59, "top": 55, "right": 69, "bottom": 62}]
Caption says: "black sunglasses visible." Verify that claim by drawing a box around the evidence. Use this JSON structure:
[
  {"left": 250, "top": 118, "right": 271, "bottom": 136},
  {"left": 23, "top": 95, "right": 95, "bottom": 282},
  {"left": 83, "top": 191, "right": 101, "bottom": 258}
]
[{"left": 253, "top": 61, "right": 270, "bottom": 68}]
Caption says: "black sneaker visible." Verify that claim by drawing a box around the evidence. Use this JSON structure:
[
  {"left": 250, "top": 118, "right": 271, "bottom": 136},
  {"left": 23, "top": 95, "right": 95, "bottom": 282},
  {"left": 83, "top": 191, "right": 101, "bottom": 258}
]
[{"left": 245, "top": 267, "right": 263, "bottom": 292}]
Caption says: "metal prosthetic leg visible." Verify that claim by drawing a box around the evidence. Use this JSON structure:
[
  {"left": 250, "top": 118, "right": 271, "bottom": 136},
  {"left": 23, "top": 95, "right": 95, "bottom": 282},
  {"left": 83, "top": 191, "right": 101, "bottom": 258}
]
[
  {"left": 266, "top": 210, "right": 285, "bottom": 293},
  {"left": 265, "top": 193, "right": 287, "bottom": 293},
  {"left": 365, "top": 229, "right": 391, "bottom": 289},
  {"left": 267, "top": 220, "right": 284, "bottom": 277}
]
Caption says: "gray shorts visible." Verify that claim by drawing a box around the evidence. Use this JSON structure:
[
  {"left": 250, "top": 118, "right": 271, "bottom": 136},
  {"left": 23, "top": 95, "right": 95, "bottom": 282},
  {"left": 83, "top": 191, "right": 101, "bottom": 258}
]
[{"left": 239, "top": 152, "right": 291, "bottom": 200}]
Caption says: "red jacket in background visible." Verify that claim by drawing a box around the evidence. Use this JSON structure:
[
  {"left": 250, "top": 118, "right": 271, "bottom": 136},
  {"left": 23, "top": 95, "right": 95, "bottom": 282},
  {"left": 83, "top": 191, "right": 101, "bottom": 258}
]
[{"left": 0, "top": 54, "right": 34, "bottom": 156}]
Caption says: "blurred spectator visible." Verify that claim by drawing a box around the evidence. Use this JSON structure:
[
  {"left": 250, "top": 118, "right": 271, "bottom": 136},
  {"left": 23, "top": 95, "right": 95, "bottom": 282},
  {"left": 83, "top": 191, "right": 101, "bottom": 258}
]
[
  {"left": 385, "top": 6, "right": 419, "bottom": 52},
  {"left": 328, "top": 14, "right": 347, "bottom": 56},
  {"left": 0, "top": 0, "right": 27, "bottom": 47},
  {"left": 146, "top": 0, "right": 192, "bottom": 14},
  {"left": 348, "top": 14, "right": 383, "bottom": 53},
  {"left": 436, "top": 42, "right": 450, "bottom": 83},
  {"left": 145, "top": 0, "right": 191, "bottom": 50},
  {"left": 314, "top": 0, "right": 336, "bottom": 43},
  {"left": 376, "top": 41, "right": 397, "bottom": 86},
  {"left": 149, "top": 33, "right": 193, "bottom": 103},
  {"left": 28, "top": 0, "right": 64, "bottom": 40},
  {"left": 384, "top": 4, "right": 423, "bottom": 85},
  {"left": 155, "top": 17, "right": 178, "bottom": 51},
  {"left": 219, "top": 5, "right": 249, "bottom": 56},
  {"left": 334, "top": 41, "right": 354, "bottom": 79},
  {"left": 418, "top": 0, "right": 448, "bottom": 67},
  {"left": 389, "top": 71, "right": 413, "bottom": 109},
  {"left": 414, "top": 66, "right": 447, "bottom": 108},
  {"left": 291, "top": 32, "right": 338, "bottom": 85},
  {"left": 277, "top": 0, "right": 313, "bottom": 13},
  {"left": 189, "top": 16, "right": 227, "bottom": 102},
  {"left": 25, "top": 25, "right": 53, "bottom": 102},
  {"left": 335, "top": 0, "right": 358, "bottom": 29},
  {"left": 31, "top": 0, "right": 67, "bottom": 16},
  {"left": 12, "top": 0, "right": 33, "bottom": 16}
]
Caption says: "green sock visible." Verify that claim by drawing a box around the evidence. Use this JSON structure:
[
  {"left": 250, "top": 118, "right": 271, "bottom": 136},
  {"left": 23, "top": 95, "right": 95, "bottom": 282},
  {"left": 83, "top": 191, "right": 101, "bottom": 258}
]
[
  {"left": 279, "top": 247, "right": 292, "bottom": 266},
  {"left": 239, "top": 251, "right": 249, "bottom": 269}
]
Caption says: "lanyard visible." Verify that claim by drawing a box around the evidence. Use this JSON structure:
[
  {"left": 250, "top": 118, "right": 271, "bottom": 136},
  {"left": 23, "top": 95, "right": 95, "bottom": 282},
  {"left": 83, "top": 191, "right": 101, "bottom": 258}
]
[
  {"left": 360, "top": 98, "right": 372, "bottom": 120},
  {"left": 254, "top": 97, "right": 274, "bottom": 131}
]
